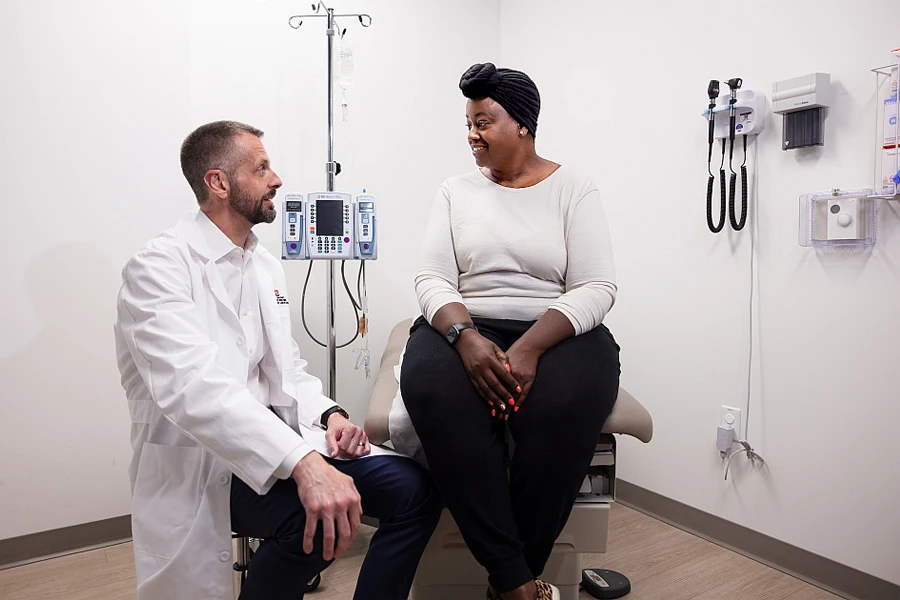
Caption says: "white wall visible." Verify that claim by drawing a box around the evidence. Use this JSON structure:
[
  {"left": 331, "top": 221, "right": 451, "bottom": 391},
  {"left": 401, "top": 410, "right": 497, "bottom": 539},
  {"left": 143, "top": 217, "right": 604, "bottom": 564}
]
[
  {"left": 0, "top": 0, "right": 497, "bottom": 540},
  {"left": 0, "top": 0, "right": 192, "bottom": 540},
  {"left": 499, "top": 0, "right": 900, "bottom": 585}
]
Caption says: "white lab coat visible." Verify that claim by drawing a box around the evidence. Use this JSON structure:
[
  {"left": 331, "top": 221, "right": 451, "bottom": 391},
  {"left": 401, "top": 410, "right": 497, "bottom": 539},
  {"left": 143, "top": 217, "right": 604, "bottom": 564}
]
[{"left": 114, "top": 211, "right": 339, "bottom": 600}]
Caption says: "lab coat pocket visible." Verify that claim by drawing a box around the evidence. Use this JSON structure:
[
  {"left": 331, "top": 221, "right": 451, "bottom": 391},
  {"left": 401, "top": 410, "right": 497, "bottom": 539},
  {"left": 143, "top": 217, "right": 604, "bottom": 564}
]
[{"left": 132, "top": 442, "right": 205, "bottom": 561}]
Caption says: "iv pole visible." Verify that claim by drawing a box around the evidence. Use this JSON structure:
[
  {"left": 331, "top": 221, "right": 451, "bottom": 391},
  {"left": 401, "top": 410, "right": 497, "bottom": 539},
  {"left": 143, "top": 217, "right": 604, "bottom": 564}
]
[{"left": 288, "top": 3, "right": 372, "bottom": 399}]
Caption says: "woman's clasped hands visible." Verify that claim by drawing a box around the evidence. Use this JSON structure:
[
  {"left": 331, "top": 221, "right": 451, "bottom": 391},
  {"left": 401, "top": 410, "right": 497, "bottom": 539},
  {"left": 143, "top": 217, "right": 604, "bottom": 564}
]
[{"left": 455, "top": 331, "right": 540, "bottom": 420}]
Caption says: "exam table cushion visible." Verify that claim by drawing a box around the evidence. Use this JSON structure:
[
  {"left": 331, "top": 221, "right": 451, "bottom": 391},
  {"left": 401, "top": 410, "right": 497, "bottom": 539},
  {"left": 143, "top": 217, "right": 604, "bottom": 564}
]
[{"left": 364, "top": 319, "right": 653, "bottom": 446}]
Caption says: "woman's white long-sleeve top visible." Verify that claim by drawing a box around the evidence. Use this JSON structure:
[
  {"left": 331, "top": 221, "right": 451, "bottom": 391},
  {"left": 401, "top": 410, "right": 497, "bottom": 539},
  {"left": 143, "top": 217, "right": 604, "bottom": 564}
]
[{"left": 415, "top": 167, "right": 616, "bottom": 335}]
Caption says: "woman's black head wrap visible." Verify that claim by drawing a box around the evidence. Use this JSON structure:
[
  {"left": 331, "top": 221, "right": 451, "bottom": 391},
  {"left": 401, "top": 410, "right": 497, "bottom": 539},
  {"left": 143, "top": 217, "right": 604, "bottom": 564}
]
[{"left": 459, "top": 62, "right": 540, "bottom": 137}]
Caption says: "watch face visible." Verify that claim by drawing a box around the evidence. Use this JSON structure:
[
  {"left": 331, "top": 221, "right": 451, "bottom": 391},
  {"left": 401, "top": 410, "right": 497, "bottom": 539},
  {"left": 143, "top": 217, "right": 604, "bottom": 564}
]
[{"left": 446, "top": 326, "right": 459, "bottom": 344}]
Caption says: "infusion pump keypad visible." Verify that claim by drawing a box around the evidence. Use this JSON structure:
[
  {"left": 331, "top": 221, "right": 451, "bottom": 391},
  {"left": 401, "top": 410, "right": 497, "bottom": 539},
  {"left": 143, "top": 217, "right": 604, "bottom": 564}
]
[{"left": 308, "top": 195, "right": 353, "bottom": 257}]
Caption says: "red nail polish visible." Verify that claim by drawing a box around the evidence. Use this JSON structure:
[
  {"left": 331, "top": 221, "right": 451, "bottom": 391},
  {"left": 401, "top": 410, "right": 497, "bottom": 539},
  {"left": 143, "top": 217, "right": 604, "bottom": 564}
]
[
  {"left": 514, "top": 406, "right": 520, "bottom": 412},
  {"left": 491, "top": 409, "right": 496, "bottom": 417},
  {"left": 516, "top": 386, "right": 522, "bottom": 393},
  {"left": 489, "top": 401, "right": 494, "bottom": 406},
  {"left": 509, "top": 399, "right": 515, "bottom": 406},
  {"left": 505, "top": 364, "right": 511, "bottom": 372}
]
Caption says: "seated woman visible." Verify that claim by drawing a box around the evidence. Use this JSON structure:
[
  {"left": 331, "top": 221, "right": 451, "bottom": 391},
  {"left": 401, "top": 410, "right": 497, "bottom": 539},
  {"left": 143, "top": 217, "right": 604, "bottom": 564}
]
[{"left": 399, "top": 62, "right": 621, "bottom": 600}]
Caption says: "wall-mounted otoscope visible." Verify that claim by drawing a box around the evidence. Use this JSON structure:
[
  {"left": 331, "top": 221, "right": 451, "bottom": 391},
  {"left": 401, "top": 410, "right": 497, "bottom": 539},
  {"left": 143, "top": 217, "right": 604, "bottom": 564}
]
[
  {"left": 701, "top": 77, "right": 765, "bottom": 234},
  {"left": 725, "top": 77, "right": 747, "bottom": 231},
  {"left": 706, "top": 80, "right": 726, "bottom": 233}
]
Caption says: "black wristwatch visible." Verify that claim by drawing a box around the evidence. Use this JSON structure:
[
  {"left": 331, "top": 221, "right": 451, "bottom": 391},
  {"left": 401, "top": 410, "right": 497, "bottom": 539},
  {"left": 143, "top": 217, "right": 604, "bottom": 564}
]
[
  {"left": 320, "top": 406, "right": 349, "bottom": 429},
  {"left": 445, "top": 323, "right": 477, "bottom": 346}
]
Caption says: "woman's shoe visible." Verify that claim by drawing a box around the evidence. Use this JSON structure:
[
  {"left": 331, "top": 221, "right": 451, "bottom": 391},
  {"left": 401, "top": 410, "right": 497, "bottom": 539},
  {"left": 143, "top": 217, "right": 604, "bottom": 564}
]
[
  {"left": 487, "top": 580, "right": 559, "bottom": 600},
  {"left": 535, "top": 579, "right": 560, "bottom": 600}
]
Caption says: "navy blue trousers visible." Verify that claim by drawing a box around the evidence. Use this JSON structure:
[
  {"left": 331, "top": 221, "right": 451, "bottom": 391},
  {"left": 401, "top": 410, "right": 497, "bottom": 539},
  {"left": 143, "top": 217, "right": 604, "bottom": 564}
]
[{"left": 231, "top": 455, "right": 442, "bottom": 600}]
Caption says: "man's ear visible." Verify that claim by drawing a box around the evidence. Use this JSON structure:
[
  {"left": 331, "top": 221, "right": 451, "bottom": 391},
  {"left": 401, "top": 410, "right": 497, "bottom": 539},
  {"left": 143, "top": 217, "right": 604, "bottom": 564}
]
[{"left": 204, "top": 169, "right": 230, "bottom": 200}]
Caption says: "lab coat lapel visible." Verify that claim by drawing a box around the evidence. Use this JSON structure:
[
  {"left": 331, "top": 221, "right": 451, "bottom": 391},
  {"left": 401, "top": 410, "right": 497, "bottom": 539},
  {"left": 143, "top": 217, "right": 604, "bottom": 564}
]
[
  {"left": 174, "top": 211, "right": 241, "bottom": 329},
  {"left": 202, "top": 261, "right": 241, "bottom": 328}
]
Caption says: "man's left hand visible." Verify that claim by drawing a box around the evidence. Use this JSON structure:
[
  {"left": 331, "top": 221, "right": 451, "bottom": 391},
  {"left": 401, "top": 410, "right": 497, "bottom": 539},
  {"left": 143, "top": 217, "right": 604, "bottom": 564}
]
[{"left": 326, "top": 413, "right": 371, "bottom": 459}]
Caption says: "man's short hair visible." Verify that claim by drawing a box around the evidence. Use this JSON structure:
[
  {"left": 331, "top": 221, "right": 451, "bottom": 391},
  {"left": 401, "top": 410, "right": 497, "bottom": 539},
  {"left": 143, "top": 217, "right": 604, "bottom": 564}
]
[{"left": 180, "top": 121, "right": 264, "bottom": 204}]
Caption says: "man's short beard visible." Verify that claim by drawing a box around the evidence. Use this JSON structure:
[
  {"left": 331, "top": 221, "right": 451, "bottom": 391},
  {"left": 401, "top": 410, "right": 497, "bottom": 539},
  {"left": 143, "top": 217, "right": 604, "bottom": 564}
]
[{"left": 230, "top": 181, "right": 276, "bottom": 225}]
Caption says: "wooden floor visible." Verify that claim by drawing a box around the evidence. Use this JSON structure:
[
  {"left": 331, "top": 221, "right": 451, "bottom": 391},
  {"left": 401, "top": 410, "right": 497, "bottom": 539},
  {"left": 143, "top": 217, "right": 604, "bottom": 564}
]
[{"left": 0, "top": 503, "right": 840, "bottom": 600}]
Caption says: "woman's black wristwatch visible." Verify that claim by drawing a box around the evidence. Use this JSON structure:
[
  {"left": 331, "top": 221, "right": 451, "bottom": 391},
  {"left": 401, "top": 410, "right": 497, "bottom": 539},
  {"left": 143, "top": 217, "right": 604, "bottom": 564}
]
[{"left": 445, "top": 323, "right": 477, "bottom": 346}]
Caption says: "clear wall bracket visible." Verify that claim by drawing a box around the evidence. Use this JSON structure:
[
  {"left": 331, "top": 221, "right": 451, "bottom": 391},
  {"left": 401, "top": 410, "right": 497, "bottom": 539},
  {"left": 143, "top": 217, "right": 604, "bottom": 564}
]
[{"left": 799, "top": 188, "right": 877, "bottom": 247}]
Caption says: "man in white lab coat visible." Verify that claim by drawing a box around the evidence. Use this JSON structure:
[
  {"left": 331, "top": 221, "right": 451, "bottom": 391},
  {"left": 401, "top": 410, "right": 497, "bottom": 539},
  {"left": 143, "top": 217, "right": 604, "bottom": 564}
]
[{"left": 114, "top": 120, "right": 441, "bottom": 600}]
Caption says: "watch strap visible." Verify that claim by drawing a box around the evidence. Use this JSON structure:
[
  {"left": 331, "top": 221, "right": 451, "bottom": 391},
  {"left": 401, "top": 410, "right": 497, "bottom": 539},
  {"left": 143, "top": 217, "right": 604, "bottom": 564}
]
[
  {"left": 446, "top": 322, "right": 477, "bottom": 345},
  {"left": 320, "top": 406, "right": 349, "bottom": 429}
]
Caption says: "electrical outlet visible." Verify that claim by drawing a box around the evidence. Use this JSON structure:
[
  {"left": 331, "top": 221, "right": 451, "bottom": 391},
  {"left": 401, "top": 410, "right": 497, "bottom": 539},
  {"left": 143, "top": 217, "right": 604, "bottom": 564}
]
[{"left": 720, "top": 406, "right": 742, "bottom": 439}]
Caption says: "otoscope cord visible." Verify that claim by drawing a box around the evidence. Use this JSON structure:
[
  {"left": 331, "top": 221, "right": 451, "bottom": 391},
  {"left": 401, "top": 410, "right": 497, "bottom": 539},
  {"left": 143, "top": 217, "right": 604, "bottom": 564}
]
[
  {"left": 707, "top": 122, "right": 726, "bottom": 234},
  {"left": 708, "top": 139, "right": 727, "bottom": 233},
  {"left": 730, "top": 134, "right": 748, "bottom": 231}
]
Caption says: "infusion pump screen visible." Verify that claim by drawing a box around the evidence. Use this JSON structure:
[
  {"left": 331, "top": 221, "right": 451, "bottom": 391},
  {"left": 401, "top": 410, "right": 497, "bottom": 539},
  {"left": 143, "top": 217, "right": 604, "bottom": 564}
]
[{"left": 316, "top": 200, "right": 344, "bottom": 236}]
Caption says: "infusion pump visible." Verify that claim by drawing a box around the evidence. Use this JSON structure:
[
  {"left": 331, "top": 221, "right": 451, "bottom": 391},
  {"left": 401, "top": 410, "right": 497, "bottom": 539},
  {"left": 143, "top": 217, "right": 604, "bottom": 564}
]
[{"left": 282, "top": 192, "right": 377, "bottom": 260}]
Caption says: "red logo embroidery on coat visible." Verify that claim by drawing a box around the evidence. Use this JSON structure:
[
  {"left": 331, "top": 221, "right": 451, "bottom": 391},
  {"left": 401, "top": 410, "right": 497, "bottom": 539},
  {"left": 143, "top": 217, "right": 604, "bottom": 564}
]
[{"left": 275, "top": 289, "right": 289, "bottom": 305}]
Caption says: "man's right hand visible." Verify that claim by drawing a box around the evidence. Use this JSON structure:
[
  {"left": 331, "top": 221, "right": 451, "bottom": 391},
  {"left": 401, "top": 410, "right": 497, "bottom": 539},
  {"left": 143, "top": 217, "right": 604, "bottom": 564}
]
[
  {"left": 455, "top": 330, "right": 520, "bottom": 415},
  {"left": 291, "top": 451, "right": 362, "bottom": 561}
]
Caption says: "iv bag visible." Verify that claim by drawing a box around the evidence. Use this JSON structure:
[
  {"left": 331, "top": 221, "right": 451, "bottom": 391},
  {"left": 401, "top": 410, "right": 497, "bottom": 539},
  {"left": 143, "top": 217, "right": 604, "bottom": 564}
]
[
  {"left": 335, "top": 35, "right": 354, "bottom": 92},
  {"left": 334, "top": 34, "right": 354, "bottom": 122}
]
